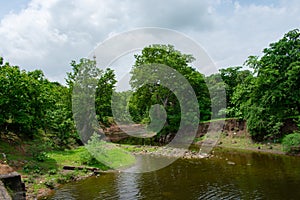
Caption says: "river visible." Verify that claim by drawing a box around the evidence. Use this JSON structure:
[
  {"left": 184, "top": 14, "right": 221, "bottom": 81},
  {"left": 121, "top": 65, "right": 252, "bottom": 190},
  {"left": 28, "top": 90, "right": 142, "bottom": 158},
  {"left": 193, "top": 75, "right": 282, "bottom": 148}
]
[{"left": 48, "top": 148, "right": 300, "bottom": 200}]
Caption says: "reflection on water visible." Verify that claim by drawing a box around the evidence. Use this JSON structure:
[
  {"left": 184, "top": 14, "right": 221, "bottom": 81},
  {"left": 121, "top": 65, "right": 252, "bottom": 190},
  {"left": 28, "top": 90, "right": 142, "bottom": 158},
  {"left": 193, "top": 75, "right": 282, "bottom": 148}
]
[
  {"left": 116, "top": 172, "right": 140, "bottom": 199},
  {"left": 48, "top": 148, "right": 300, "bottom": 200},
  {"left": 124, "top": 155, "right": 176, "bottom": 173}
]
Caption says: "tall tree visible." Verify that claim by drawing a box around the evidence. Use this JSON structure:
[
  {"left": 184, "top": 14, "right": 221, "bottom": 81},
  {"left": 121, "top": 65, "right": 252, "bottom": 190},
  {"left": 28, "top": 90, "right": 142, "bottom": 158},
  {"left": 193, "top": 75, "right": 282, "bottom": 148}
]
[
  {"left": 0, "top": 58, "right": 69, "bottom": 140},
  {"left": 238, "top": 29, "right": 300, "bottom": 140},
  {"left": 67, "top": 58, "right": 117, "bottom": 143},
  {"left": 95, "top": 68, "right": 117, "bottom": 125},
  {"left": 129, "top": 44, "right": 211, "bottom": 143},
  {"left": 219, "top": 66, "right": 253, "bottom": 117}
]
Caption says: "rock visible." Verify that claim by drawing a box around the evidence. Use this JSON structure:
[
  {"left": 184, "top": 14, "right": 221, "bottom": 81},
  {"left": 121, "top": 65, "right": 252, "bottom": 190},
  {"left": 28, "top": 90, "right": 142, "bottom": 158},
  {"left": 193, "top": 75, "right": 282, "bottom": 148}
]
[
  {"left": 227, "top": 161, "right": 236, "bottom": 165},
  {"left": 0, "top": 181, "right": 11, "bottom": 200},
  {"left": 0, "top": 165, "right": 14, "bottom": 175},
  {"left": 0, "top": 172, "right": 26, "bottom": 200}
]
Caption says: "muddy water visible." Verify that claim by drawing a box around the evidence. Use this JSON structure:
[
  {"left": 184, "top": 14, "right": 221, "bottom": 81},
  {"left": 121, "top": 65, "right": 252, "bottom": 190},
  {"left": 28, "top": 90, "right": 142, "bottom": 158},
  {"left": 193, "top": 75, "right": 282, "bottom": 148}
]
[{"left": 48, "top": 148, "right": 300, "bottom": 200}]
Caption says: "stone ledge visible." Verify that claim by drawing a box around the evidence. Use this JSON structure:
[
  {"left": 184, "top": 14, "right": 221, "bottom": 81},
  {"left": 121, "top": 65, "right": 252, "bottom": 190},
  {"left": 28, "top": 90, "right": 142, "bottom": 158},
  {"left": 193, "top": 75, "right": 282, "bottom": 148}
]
[
  {"left": 0, "top": 180, "right": 12, "bottom": 200},
  {"left": 0, "top": 172, "right": 26, "bottom": 200}
]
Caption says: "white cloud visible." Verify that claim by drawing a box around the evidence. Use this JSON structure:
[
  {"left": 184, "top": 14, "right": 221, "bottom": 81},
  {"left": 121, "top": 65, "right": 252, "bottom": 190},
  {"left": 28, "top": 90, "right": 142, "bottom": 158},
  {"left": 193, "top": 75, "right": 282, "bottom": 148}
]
[
  {"left": 0, "top": 0, "right": 299, "bottom": 82},
  {"left": 191, "top": 0, "right": 300, "bottom": 69}
]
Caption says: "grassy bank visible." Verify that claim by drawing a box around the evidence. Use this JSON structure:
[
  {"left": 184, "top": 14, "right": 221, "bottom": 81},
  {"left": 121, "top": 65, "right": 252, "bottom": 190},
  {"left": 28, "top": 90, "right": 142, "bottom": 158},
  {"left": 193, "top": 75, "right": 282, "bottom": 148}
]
[
  {"left": 216, "top": 134, "right": 284, "bottom": 154},
  {"left": 0, "top": 139, "right": 135, "bottom": 200}
]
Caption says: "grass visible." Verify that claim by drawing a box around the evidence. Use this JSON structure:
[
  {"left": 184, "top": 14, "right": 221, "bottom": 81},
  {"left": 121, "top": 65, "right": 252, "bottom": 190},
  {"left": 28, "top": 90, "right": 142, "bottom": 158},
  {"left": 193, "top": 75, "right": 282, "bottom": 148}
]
[
  {"left": 201, "top": 117, "right": 238, "bottom": 123},
  {"left": 86, "top": 142, "right": 136, "bottom": 169},
  {"left": 0, "top": 140, "right": 24, "bottom": 161},
  {"left": 120, "top": 144, "right": 158, "bottom": 153},
  {"left": 1, "top": 138, "right": 122, "bottom": 199},
  {"left": 20, "top": 146, "right": 119, "bottom": 199},
  {"left": 217, "top": 133, "right": 283, "bottom": 153}
]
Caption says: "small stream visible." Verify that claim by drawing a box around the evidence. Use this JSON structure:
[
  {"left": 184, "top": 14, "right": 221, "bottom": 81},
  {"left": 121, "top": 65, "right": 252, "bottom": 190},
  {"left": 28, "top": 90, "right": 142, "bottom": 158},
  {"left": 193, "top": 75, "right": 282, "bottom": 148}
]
[{"left": 48, "top": 148, "right": 300, "bottom": 200}]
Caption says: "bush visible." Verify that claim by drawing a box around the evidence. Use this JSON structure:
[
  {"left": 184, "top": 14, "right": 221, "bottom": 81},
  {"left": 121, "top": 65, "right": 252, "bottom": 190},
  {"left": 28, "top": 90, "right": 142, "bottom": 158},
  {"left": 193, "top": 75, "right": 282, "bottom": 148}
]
[
  {"left": 56, "top": 172, "right": 76, "bottom": 184},
  {"left": 44, "top": 179, "right": 55, "bottom": 189},
  {"left": 47, "top": 169, "right": 57, "bottom": 175},
  {"left": 23, "top": 163, "right": 43, "bottom": 174},
  {"left": 28, "top": 139, "right": 53, "bottom": 162},
  {"left": 282, "top": 132, "right": 300, "bottom": 153},
  {"left": 80, "top": 150, "right": 98, "bottom": 166}
]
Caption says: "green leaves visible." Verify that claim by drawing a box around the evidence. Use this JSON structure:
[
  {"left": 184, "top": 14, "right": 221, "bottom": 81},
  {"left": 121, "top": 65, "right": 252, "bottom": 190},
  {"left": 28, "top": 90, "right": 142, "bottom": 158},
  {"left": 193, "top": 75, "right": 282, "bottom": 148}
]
[
  {"left": 0, "top": 57, "right": 77, "bottom": 146},
  {"left": 0, "top": 60, "right": 51, "bottom": 136},
  {"left": 129, "top": 44, "right": 210, "bottom": 141},
  {"left": 236, "top": 29, "right": 300, "bottom": 140}
]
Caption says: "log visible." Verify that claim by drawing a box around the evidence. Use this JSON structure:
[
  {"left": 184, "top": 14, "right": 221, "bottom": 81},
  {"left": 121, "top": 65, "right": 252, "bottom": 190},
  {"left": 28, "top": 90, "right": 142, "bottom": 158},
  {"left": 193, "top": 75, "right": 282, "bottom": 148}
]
[{"left": 63, "top": 166, "right": 99, "bottom": 172}]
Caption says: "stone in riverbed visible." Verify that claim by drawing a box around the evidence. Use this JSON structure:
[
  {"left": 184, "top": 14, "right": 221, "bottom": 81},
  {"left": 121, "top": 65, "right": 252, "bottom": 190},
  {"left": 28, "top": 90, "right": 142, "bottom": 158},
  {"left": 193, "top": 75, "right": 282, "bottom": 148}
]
[{"left": 227, "top": 161, "right": 236, "bottom": 165}]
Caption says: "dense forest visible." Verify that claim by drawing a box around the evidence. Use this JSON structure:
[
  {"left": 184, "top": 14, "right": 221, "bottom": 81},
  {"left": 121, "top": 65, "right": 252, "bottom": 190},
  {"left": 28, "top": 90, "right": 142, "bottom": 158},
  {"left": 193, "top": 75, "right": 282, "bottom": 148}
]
[{"left": 0, "top": 29, "right": 299, "bottom": 150}]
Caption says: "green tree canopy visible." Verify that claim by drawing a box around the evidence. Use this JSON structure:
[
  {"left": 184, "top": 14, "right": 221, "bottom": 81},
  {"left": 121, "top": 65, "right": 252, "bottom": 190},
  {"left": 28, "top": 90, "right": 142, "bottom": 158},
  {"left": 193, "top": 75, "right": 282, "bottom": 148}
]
[
  {"left": 67, "top": 58, "right": 117, "bottom": 143},
  {"left": 129, "top": 44, "right": 211, "bottom": 143},
  {"left": 235, "top": 29, "right": 300, "bottom": 140}
]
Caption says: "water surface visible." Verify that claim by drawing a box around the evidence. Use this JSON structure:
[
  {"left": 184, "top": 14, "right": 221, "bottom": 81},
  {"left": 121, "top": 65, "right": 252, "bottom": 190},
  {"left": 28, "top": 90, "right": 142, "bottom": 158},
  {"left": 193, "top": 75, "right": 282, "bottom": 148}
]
[{"left": 48, "top": 148, "right": 300, "bottom": 200}]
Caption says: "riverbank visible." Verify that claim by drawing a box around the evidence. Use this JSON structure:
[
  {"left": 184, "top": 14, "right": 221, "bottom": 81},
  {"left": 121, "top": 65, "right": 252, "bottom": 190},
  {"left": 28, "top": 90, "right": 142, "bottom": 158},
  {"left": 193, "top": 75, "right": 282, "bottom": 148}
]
[
  {"left": 216, "top": 134, "right": 284, "bottom": 154},
  {"left": 0, "top": 140, "right": 110, "bottom": 200},
  {"left": 0, "top": 134, "right": 288, "bottom": 199}
]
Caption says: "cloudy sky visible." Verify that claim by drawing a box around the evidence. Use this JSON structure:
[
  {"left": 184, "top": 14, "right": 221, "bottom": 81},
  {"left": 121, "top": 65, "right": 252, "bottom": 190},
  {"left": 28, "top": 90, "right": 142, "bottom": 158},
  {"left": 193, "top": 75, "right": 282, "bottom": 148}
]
[{"left": 0, "top": 0, "right": 299, "bottom": 83}]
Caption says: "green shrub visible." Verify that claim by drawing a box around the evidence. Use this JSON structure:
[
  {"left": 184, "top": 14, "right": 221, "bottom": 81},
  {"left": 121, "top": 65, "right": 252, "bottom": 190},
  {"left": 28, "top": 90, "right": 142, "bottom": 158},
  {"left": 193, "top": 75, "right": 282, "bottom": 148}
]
[
  {"left": 56, "top": 172, "right": 76, "bottom": 184},
  {"left": 44, "top": 179, "right": 55, "bottom": 189},
  {"left": 79, "top": 150, "right": 98, "bottom": 166},
  {"left": 282, "top": 132, "right": 300, "bottom": 153},
  {"left": 28, "top": 139, "right": 52, "bottom": 161},
  {"left": 101, "top": 116, "right": 115, "bottom": 126},
  {"left": 22, "top": 163, "right": 43, "bottom": 174},
  {"left": 35, "top": 152, "right": 48, "bottom": 162},
  {"left": 47, "top": 169, "right": 57, "bottom": 175}
]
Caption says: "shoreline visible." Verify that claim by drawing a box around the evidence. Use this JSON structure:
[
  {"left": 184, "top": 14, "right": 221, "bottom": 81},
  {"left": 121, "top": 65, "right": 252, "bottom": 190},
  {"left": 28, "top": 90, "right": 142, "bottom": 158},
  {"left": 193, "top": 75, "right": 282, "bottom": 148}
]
[
  {"left": 0, "top": 136, "right": 291, "bottom": 199},
  {"left": 36, "top": 139, "right": 289, "bottom": 199}
]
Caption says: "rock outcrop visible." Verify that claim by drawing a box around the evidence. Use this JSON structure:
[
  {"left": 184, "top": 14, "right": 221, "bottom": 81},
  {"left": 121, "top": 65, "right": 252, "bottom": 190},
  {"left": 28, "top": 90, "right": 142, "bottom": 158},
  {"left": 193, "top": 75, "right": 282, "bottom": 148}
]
[
  {"left": 196, "top": 119, "right": 247, "bottom": 138},
  {"left": 0, "top": 170, "right": 26, "bottom": 200},
  {"left": 103, "top": 119, "right": 248, "bottom": 143},
  {"left": 0, "top": 180, "right": 12, "bottom": 200}
]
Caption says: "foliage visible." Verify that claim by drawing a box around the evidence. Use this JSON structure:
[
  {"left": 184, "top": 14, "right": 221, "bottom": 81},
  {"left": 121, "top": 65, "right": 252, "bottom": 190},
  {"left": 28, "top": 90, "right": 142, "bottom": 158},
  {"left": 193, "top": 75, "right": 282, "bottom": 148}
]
[
  {"left": 86, "top": 133, "right": 136, "bottom": 169},
  {"left": 128, "top": 44, "right": 211, "bottom": 143},
  {"left": 282, "top": 132, "right": 300, "bottom": 153},
  {"left": 232, "top": 29, "right": 300, "bottom": 140},
  {"left": 79, "top": 150, "right": 99, "bottom": 166},
  {"left": 56, "top": 172, "right": 77, "bottom": 184},
  {"left": 0, "top": 61, "right": 49, "bottom": 137},
  {"left": 219, "top": 66, "right": 253, "bottom": 117},
  {"left": 27, "top": 139, "right": 53, "bottom": 162},
  {"left": 67, "top": 58, "right": 117, "bottom": 144},
  {"left": 43, "top": 82, "right": 77, "bottom": 147},
  {"left": 95, "top": 68, "right": 117, "bottom": 123},
  {"left": 204, "top": 73, "right": 226, "bottom": 118},
  {"left": 111, "top": 91, "right": 133, "bottom": 123},
  {"left": 1, "top": 29, "right": 300, "bottom": 148},
  {"left": 0, "top": 57, "right": 78, "bottom": 147}
]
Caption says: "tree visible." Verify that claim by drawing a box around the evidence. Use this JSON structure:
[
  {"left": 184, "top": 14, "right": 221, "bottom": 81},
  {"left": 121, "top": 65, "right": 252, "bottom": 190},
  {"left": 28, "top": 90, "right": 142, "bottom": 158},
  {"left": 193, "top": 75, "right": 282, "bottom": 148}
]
[
  {"left": 95, "top": 68, "right": 117, "bottom": 124},
  {"left": 129, "top": 44, "right": 211, "bottom": 143},
  {"left": 219, "top": 66, "right": 253, "bottom": 118},
  {"left": 238, "top": 29, "right": 300, "bottom": 140},
  {"left": 205, "top": 73, "right": 226, "bottom": 118},
  {"left": 0, "top": 57, "right": 73, "bottom": 141},
  {"left": 0, "top": 59, "right": 46, "bottom": 137},
  {"left": 67, "top": 58, "right": 117, "bottom": 143},
  {"left": 43, "top": 81, "right": 77, "bottom": 147}
]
